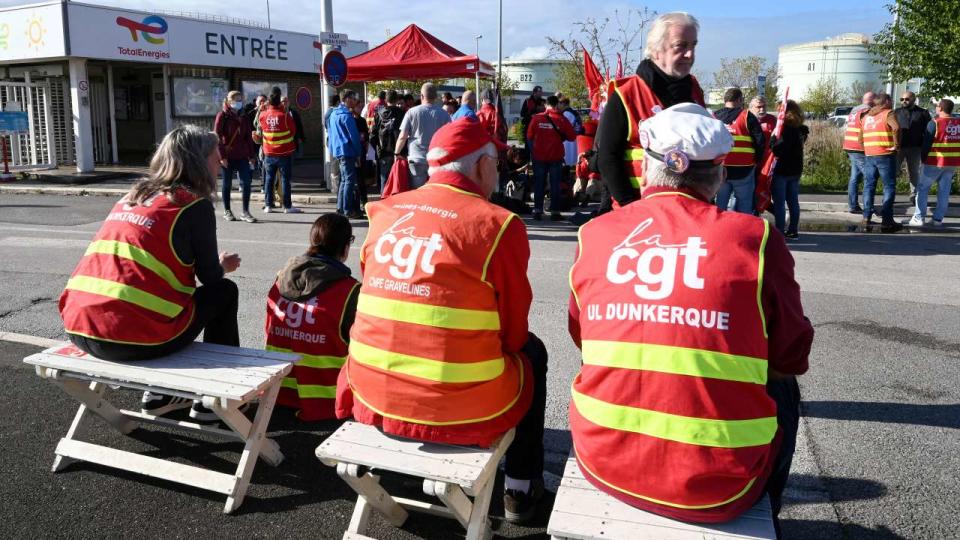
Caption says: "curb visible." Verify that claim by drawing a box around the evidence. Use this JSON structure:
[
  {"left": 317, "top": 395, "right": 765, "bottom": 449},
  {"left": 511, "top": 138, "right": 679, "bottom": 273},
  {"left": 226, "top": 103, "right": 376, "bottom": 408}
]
[
  {"left": 0, "top": 184, "right": 341, "bottom": 206},
  {"left": 798, "top": 201, "right": 960, "bottom": 218},
  {"left": 0, "top": 331, "right": 59, "bottom": 348}
]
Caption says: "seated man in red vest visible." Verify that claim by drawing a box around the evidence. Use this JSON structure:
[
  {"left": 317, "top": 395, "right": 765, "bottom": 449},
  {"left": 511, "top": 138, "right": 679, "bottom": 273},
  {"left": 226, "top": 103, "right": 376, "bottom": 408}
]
[
  {"left": 265, "top": 213, "right": 360, "bottom": 421},
  {"left": 568, "top": 103, "right": 813, "bottom": 535},
  {"left": 335, "top": 120, "right": 549, "bottom": 524}
]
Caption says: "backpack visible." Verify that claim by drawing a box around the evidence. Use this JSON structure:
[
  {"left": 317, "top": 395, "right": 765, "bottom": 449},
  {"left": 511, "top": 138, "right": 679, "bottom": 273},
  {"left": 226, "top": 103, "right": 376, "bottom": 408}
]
[{"left": 377, "top": 107, "right": 402, "bottom": 156}]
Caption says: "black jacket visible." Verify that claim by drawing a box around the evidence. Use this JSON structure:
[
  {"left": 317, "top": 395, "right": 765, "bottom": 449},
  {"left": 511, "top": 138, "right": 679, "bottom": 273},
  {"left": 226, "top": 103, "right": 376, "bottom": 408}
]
[
  {"left": 770, "top": 124, "right": 809, "bottom": 176},
  {"left": 713, "top": 107, "right": 765, "bottom": 180},
  {"left": 894, "top": 105, "right": 932, "bottom": 148},
  {"left": 596, "top": 59, "right": 701, "bottom": 207}
]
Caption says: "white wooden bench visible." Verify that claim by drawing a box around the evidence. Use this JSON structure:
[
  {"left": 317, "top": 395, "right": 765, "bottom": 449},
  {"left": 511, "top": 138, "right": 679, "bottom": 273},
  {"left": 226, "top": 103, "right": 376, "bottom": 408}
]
[
  {"left": 315, "top": 421, "right": 514, "bottom": 540},
  {"left": 548, "top": 454, "right": 776, "bottom": 539},
  {"left": 23, "top": 341, "right": 299, "bottom": 514}
]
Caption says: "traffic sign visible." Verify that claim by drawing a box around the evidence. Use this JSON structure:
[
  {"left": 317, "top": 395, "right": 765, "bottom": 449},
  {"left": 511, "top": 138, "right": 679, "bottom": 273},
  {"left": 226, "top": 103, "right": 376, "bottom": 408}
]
[
  {"left": 757, "top": 75, "right": 767, "bottom": 96},
  {"left": 322, "top": 50, "right": 348, "bottom": 88},
  {"left": 295, "top": 86, "right": 313, "bottom": 110},
  {"left": 318, "top": 31, "right": 349, "bottom": 47}
]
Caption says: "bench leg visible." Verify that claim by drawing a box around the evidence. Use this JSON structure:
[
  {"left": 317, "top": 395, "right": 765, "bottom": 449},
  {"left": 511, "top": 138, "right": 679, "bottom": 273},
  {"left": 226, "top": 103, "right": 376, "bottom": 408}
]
[
  {"left": 337, "top": 462, "right": 409, "bottom": 534},
  {"left": 222, "top": 382, "right": 281, "bottom": 514},
  {"left": 52, "top": 381, "right": 135, "bottom": 472},
  {"left": 430, "top": 480, "right": 473, "bottom": 528},
  {"left": 212, "top": 396, "right": 284, "bottom": 467},
  {"left": 464, "top": 476, "right": 496, "bottom": 540}
]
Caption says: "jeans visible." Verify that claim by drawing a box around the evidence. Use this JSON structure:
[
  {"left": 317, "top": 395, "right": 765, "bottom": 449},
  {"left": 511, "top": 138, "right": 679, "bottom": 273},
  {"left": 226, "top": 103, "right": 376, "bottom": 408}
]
[
  {"left": 771, "top": 174, "right": 801, "bottom": 235},
  {"left": 897, "top": 146, "right": 922, "bottom": 193},
  {"left": 846, "top": 152, "right": 866, "bottom": 210},
  {"left": 408, "top": 160, "right": 429, "bottom": 189},
  {"left": 533, "top": 160, "right": 564, "bottom": 214},
  {"left": 264, "top": 155, "right": 293, "bottom": 209},
  {"left": 337, "top": 157, "right": 360, "bottom": 215},
  {"left": 378, "top": 154, "right": 395, "bottom": 192},
  {"left": 764, "top": 376, "right": 801, "bottom": 538},
  {"left": 220, "top": 159, "right": 253, "bottom": 214},
  {"left": 914, "top": 165, "right": 955, "bottom": 222},
  {"left": 68, "top": 279, "right": 240, "bottom": 361},
  {"left": 863, "top": 154, "right": 897, "bottom": 225},
  {"left": 505, "top": 333, "right": 548, "bottom": 481},
  {"left": 716, "top": 169, "right": 756, "bottom": 214}
]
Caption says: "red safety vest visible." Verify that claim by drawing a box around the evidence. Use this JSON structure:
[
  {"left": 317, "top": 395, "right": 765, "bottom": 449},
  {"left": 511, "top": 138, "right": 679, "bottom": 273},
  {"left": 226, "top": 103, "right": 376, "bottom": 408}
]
[
  {"left": 265, "top": 277, "right": 358, "bottom": 421},
  {"left": 608, "top": 75, "right": 705, "bottom": 195},
  {"left": 569, "top": 191, "right": 778, "bottom": 523},
  {"left": 862, "top": 109, "right": 896, "bottom": 156},
  {"left": 338, "top": 180, "right": 532, "bottom": 447},
  {"left": 59, "top": 189, "right": 199, "bottom": 345},
  {"left": 722, "top": 110, "right": 757, "bottom": 167},
  {"left": 925, "top": 116, "right": 960, "bottom": 168},
  {"left": 259, "top": 106, "right": 297, "bottom": 157},
  {"left": 842, "top": 106, "right": 867, "bottom": 152}
]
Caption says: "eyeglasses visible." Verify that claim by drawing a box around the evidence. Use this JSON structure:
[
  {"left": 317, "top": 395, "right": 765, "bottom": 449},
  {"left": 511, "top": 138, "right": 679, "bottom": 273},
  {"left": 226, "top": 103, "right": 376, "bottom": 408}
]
[{"left": 900, "top": 98, "right": 912, "bottom": 102}]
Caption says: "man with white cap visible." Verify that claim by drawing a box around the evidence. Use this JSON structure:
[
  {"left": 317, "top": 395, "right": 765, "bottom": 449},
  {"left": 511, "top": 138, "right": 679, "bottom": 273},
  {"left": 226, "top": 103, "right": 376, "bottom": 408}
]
[
  {"left": 567, "top": 103, "right": 813, "bottom": 533},
  {"left": 336, "top": 119, "right": 549, "bottom": 524}
]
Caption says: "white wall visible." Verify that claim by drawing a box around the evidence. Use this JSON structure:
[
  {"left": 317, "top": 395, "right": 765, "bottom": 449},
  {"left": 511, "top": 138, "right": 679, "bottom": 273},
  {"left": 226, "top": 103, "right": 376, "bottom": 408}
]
[{"left": 778, "top": 43, "right": 886, "bottom": 103}]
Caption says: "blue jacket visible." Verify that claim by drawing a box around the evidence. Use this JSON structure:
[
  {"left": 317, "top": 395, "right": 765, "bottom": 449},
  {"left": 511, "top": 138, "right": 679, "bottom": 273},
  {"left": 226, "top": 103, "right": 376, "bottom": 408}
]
[
  {"left": 327, "top": 105, "right": 362, "bottom": 159},
  {"left": 451, "top": 104, "right": 478, "bottom": 121}
]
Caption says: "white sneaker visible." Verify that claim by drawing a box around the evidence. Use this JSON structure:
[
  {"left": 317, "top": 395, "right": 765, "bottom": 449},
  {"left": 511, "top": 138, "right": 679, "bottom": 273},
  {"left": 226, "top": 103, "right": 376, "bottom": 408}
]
[
  {"left": 263, "top": 206, "right": 273, "bottom": 214},
  {"left": 284, "top": 206, "right": 303, "bottom": 214},
  {"left": 907, "top": 216, "right": 925, "bottom": 227}
]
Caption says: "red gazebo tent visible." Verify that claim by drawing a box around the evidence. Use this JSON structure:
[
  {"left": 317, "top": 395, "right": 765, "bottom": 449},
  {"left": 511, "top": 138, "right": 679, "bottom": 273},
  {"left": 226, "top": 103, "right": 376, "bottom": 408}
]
[{"left": 346, "top": 24, "right": 494, "bottom": 81}]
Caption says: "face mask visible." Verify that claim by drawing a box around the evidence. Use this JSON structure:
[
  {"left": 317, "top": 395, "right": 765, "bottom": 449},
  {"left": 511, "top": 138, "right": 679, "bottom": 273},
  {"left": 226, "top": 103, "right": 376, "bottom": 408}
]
[{"left": 231, "top": 101, "right": 243, "bottom": 111}]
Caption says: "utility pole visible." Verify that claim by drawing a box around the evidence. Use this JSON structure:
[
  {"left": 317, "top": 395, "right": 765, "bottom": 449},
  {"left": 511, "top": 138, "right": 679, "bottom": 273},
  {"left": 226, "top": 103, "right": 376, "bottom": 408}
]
[
  {"left": 497, "top": 0, "right": 503, "bottom": 93},
  {"left": 320, "top": 0, "right": 334, "bottom": 187},
  {"left": 475, "top": 35, "right": 483, "bottom": 96},
  {"left": 886, "top": 0, "right": 898, "bottom": 96},
  {"left": 266, "top": 0, "right": 271, "bottom": 28}
]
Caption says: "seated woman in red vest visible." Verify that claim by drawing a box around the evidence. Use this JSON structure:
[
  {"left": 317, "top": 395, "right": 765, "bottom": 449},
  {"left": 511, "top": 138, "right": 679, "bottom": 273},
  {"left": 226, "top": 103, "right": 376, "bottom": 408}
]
[
  {"left": 265, "top": 214, "right": 360, "bottom": 421},
  {"left": 59, "top": 125, "right": 243, "bottom": 420}
]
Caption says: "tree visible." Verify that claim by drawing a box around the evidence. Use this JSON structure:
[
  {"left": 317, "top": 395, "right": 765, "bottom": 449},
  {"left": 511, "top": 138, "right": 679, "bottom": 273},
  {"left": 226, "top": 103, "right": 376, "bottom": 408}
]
[
  {"left": 871, "top": 0, "right": 960, "bottom": 97},
  {"left": 847, "top": 80, "right": 877, "bottom": 103},
  {"left": 365, "top": 79, "right": 447, "bottom": 98},
  {"left": 802, "top": 77, "right": 845, "bottom": 117},
  {"left": 711, "top": 56, "right": 779, "bottom": 104},
  {"left": 551, "top": 59, "right": 590, "bottom": 108}
]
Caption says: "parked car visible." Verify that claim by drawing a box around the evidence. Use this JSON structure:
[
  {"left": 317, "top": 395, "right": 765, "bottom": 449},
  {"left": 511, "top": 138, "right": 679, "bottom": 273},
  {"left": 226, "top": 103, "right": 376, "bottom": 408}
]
[{"left": 828, "top": 106, "right": 854, "bottom": 127}]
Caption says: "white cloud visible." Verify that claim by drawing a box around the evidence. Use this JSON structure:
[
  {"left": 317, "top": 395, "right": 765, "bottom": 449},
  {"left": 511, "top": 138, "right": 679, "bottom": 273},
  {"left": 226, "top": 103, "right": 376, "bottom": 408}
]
[{"left": 509, "top": 46, "right": 551, "bottom": 60}]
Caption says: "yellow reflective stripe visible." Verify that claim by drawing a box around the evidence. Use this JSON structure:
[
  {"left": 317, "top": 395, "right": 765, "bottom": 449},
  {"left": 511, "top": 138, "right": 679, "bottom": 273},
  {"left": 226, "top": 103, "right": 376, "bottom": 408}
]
[
  {"left": 266, "top": 345, "right": 346, "bottom": 369},
  {"left": 624, "top": 148, "right": 645, "bottom": 160},
  {"left": 572, "top": 388, "right": 777, "bottom": 448},
  {"left": 732, "top": 135, "right": 753, "bottom": 142},
  {"left": 85, "top": 240, "right": 195, "bottom": 295},
  {"left": 728, "top": 147, "right": 755, "bottom": 153},
  {"left": 643, "top": 191, "right": 698, "bottom": 201},
  {"left": 863, "top": 140, "right": 894, "bottom": 146},
  {"left": 357, "top": 294, "right": 500, "bottom": 331},
  {"left": 845, "top": 128, "right": 862, "bottom": 133},
  {"left": 262, "top": 130, "right": 291, "bottom": 138},
  {"left": 931, "top": 142, "right": 960, "bottom": 148},
  {"left": 425, "top": 183, "right": 482, "bottom": 199},
  {"left": 930, "top": 152, "right": 960, "bottom": 157},
  {"left": 628, "top": 176, "right": 642, "bottom": 189},
  {"left": 281, "top": 377, "right": 298, "bottom": 389},
  {"left": 298, "top": 384, "right": 337, "bottom": 399},
  {"left": 574, "top": 446, "right": 758, "bottom": 509},
  {"left": 581, "top": 341, "right": 767, "bottom": 385},
  {"left": 350, "top": 340, "right": 505, "bottom": 383},
  {"left": 569, "top": 225, "right": 586, "bottom": 310},
  {"left": 844, "top": 136, "right": 861, "bottom": 142},
  {"left": 482, "top": 214, "right": 516, "bottom": 284},
  {"left": 757, "top": 220, "right": 769, "bottom": 339},
  {"left": 347, "top": 353, "right": 525, "bottom": 426},
  {"left": 65, "top": 276, "right": 184, "bottom": 318},
  {"left": 265, "top": 136, "right": 294, "bottom": 146}
]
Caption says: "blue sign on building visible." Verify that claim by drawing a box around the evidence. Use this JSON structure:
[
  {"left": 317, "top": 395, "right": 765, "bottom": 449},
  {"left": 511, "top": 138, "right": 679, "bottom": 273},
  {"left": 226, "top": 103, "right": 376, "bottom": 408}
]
[{"left": 0, "top": 112, "right": 29, "bottom": 133}]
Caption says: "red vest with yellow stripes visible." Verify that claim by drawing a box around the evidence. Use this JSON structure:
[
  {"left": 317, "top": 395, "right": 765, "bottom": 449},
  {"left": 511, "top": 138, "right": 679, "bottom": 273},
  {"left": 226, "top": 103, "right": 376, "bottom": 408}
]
[
  {"left": 722, "top": 110, "right": 757, "bottom": 167},
  {"left": 59, "top": 189, "right": 199, "bottom": 345},
  {"left": 842, "top": 106, "right": 867, "bottom": 152},
  {"left": 609, "top": 75, "right": 705, "bottom": 195},
  {"left": 862, "top": 109, "right": 896, "bottom": 156},
  {"left": 925, "top": 116, "right": 960, "bottom": 167},
  {"left": 265, "top": 277, "right": 358, "bottom": 421},
  {"left": 569, "top": 191, "right": 778, "bottom": 523},
  {"left": 259, "top": 106, "right": 297, "bottom": 156},
  {"left": 337, "top": 180, "right": 532, "bottom": 447}
]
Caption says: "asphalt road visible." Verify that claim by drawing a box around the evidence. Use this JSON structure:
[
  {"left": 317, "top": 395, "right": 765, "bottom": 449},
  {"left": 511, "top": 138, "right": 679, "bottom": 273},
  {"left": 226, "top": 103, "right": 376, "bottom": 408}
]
[{"left": 0, "top": 193, "right": 957, "bottom": 539}]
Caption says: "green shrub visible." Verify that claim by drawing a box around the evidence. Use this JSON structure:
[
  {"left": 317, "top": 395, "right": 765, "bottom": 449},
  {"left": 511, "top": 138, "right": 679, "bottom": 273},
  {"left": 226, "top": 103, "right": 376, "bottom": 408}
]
[{"left": 800, "top": 120, "right": 916, "bottom": 193}]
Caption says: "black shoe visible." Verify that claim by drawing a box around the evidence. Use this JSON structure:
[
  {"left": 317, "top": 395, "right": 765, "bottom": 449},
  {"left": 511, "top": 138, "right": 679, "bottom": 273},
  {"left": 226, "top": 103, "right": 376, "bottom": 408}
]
[
  {"left": 880, "top": 222, "right": 904, "bottom": 234},
  {"left": 549, "top": 212, "right": 564, "bottom": 222},
  {"left": 785, "top": 231, "right": 800, "bottom": 240},
  {"left": 503, "top": 477, "right": 544, "bottom": 525},
  {"left": 532, "top": 212, "right": 543, "bottom": 221},
  {"left": 849, "top": 206, "right": 863, "bottom": 214},
  {"left": 141, "top": 391, "right": 192, "bottom": 416},
  {"left": 188, "top": 401, "right": 251, "bottom": 423}
]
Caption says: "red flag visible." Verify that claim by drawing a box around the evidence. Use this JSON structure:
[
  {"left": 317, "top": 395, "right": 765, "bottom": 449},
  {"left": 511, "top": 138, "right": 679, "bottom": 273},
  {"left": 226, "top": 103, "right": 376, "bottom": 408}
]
[
  {"left": 616, "top": 53, "right": 623, "bottom": 78},
  {"left": 755, "top": 87, "right": 790, "bottom": 213},
  {"left": 582, "top": 46, "right": 604, "bottom": 112}
]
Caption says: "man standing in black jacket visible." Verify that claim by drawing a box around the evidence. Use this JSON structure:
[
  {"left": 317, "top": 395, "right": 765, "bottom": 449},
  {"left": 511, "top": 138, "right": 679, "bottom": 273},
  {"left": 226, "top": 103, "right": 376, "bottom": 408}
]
[
  {"left": 371, "top": 90, "right": 406, "bottom": 191},
  {"left": 894, "top": 91, "right": 931, "bottom": 204},
  {"left": 595, "top": 12, "right": 705, "bottom": 213},
  {"left": 713, "top": 87, "right": 765, "bottom": 214},
  {"left": 520, "top": 86, "right": 543, "bottom": 151}
]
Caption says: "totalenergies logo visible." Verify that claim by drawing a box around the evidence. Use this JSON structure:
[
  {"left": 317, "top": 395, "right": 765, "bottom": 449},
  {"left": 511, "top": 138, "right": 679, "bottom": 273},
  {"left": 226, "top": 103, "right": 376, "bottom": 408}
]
[{"left": 116, "top": 15, "right": 168, "bottom": 45}]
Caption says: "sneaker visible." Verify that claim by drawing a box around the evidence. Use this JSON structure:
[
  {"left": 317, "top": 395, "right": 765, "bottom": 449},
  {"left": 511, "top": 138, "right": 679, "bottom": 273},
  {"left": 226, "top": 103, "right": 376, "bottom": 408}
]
[
  {"left": 188, "top": 401, "right": 251, "bottom": 423},
  {"left": 240, "top": 211, "right": 258, "bottom": 223},
  {"left": 503, "top": 477, "right": 544, "bottom": 525},
  {"left": 346, "top": 211, "right": 365, "bottom": 219},
  {"left": 549, "top": 212, "right": 564, "bottom": 222},
  {"left": 907, "top": 216, "right": 925, "bottom": 227},
  {"left": 223, "top": 210, "right": 236, "bottom": 221},
  {"left": 785, "top": 231, "right": 800, "bottom": 239},
  {"left": 931, "top": 220, "right": 944, "bottom": 227},
  {"left": 849, "top": 206, "right": 863, "bottom": 214},
  {"left": 284, "top": 206, "right": 303, "bottom": 214},
  {"left": 880, "top": 222, "right": 904, "bottom": 233},
  {"left": 263, "top": 206, "right": 274, "bottom": 214},
  {"left": 141, "top": 391, "right": 192, "bottom": 416}
]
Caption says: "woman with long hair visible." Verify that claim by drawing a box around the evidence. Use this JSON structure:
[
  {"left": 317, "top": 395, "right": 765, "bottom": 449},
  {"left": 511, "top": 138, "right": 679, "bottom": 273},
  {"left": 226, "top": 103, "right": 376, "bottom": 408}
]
[
  {"left": 214, "top": 90, "right": 258, "bottom": 222},
  {"left": 770, "top": 100, "right": 810, "bottom": 238},
  {"left": 59, "top": 125, "right": 243, "bottom": 419}
]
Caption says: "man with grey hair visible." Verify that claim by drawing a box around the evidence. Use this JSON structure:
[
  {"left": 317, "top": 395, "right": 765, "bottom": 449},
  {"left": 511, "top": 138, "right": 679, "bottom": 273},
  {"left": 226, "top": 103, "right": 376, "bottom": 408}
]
[
  {"left": 338, "top": 119, "right": 550, "bottom": 524},
  {"left": 595, "top": 11, "right": 706, "bottom": 213},
  {"left": 568, "top": 102, "right": 812, "bottom": 533},
  {"left": 395, "top": 82, "right": 451, "bottom": 188}
]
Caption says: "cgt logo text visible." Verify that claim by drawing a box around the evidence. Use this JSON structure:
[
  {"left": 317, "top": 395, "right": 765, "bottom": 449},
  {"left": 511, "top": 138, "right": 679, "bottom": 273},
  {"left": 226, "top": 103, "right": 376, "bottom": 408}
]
[
  {"left": 116, "top": 15, "right": 168, "bottom": 45},
  {"left": 606, "top": 218, "right": 707, "bottom": 300},
  {"left": 374, "top": 212, "right": 443, "bottom": 280}
]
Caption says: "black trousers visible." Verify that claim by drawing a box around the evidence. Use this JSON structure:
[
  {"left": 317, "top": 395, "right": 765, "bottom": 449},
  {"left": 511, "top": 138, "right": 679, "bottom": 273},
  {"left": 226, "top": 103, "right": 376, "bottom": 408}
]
[
  {"left": 504, "top": 332, "right": 548, "bottom": 481},
  {"left": 69, "top": 278, "right": 240, "bottom": 361},
  {"left": 765, "top": 375, "right": 801, "bottom": 538}
]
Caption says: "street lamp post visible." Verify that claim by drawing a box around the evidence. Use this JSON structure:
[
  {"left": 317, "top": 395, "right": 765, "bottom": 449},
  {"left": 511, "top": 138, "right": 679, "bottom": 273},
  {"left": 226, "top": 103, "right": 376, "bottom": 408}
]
[
  {"left": 266, "top": 0, "right": 271, "bottom": 28},
  {"left": 475, "top": 34, "right": 483, "bottom": 95}
]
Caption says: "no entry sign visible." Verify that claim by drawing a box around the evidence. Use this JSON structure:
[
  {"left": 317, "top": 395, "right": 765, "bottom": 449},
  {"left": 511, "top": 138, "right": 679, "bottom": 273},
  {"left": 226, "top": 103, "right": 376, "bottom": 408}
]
[{"left": 322, "top": 50, "right": 348, "bottom": 88}]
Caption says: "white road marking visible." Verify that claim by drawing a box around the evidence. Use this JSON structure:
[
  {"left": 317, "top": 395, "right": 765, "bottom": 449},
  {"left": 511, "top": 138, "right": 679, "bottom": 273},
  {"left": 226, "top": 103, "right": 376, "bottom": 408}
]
[
  {"left": 0, "top": 331, "right": 60, "bottom": 347},
  {"left": 0, "top": 237, "right": 90, "bottom": 248}
]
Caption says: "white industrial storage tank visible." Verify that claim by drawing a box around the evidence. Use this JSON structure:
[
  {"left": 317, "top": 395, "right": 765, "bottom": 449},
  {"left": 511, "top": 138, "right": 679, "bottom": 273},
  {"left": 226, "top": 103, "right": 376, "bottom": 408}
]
[{"left": 778, "top": 33, "right": 886, "bottom": 103}]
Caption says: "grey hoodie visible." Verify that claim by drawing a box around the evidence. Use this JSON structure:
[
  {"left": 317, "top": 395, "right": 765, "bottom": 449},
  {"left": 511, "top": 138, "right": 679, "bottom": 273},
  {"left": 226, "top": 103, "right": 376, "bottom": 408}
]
[{"left": 276, "top": 254, "right": 359, "bottom": 342}]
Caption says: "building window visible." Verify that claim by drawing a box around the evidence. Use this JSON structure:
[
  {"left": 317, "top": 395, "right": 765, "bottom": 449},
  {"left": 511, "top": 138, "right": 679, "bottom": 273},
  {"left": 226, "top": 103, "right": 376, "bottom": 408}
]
[{"left": 807, "top": 62, "right": 816, "bottom": 72}]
